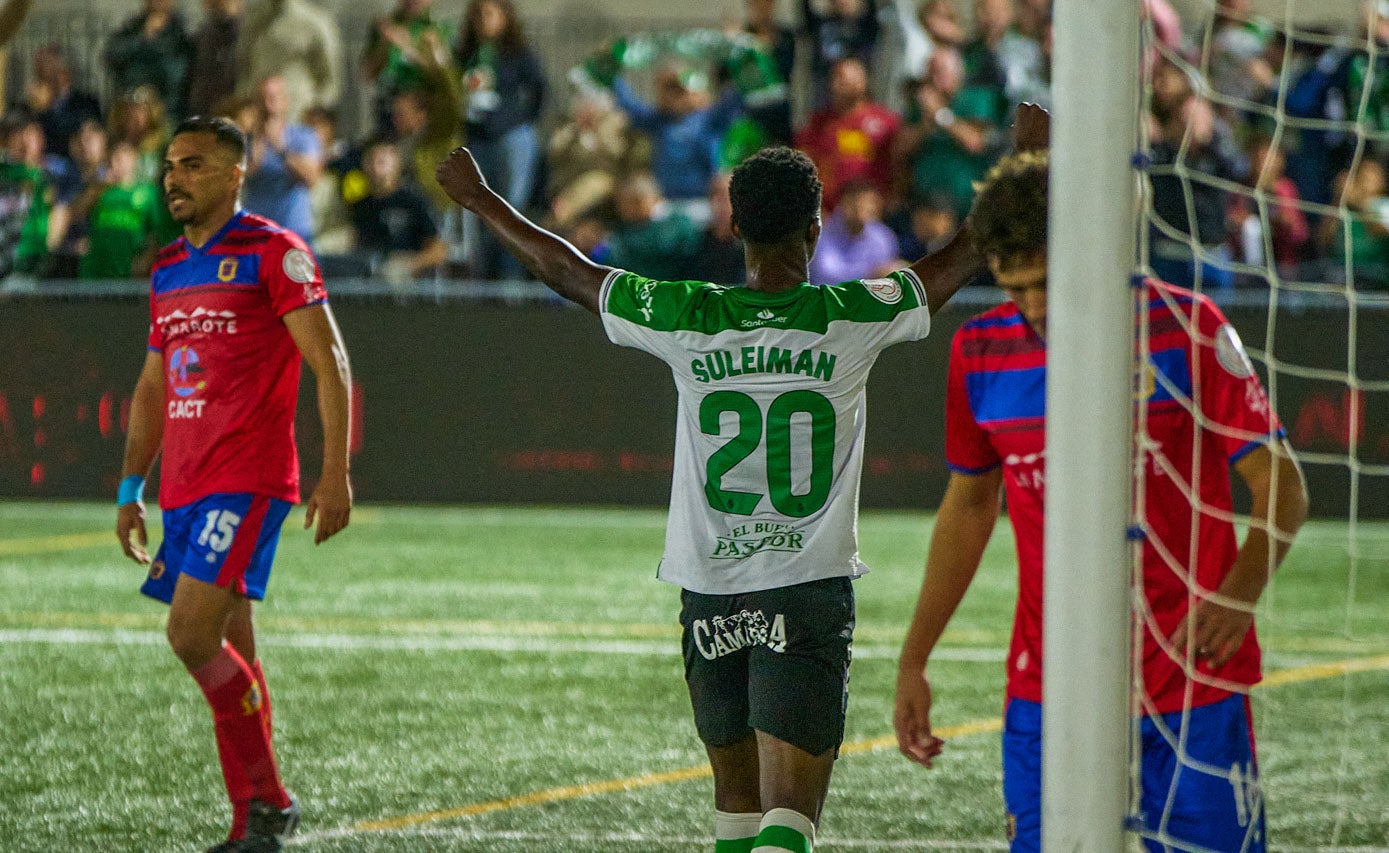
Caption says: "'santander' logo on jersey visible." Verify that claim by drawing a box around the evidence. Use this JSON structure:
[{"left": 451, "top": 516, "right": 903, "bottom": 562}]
[
  {"left": 740, "top": 308, "right": 787, "bottom": 329},
  {"left": 712, "top": 521, "right": 806, "bottom": 559}
]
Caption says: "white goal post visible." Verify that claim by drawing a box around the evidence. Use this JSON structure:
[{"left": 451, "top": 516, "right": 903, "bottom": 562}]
[{"left": 1042, "top": 1, "right": 1141, "bottom": 850}]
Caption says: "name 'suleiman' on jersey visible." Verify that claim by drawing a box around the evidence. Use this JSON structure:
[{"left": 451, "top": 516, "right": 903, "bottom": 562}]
[{"left": 691, "top": 346, "right": 838, "bottom": 383}]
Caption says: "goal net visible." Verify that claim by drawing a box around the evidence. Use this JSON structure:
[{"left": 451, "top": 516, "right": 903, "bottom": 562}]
[{"left": 1126, "top": 0, "right": 1388, "bottom": 849}]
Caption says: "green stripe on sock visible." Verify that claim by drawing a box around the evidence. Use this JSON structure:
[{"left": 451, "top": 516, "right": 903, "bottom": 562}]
[
  {"left": 753, "top": 824, "right": 811, "bottom": 852},
  {"left": 715, "top": 838, "right": 757, "bottom": 853}
]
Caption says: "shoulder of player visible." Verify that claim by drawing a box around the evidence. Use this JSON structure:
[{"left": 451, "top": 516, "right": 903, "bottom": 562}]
[
  {"left": 152, "top": 237, "right": 189, "bottom": 271},
  {"left": 226, "top": 215, "right": 317, "bottom": 263},
  {"left": 225, "top": 212, "right": 294, "bottom": 245},
  {"left": 956, "top": 300, "right": 1021, "bottom": 337},
  {"left": 1144, "top": 277, "right": 1228, "bottom": 330},
  {"left": 819, "top": 270, "right": 926, "bottom": 313},
  {"left": 608, "top": 270, "right": 720, "bottom": 300}
]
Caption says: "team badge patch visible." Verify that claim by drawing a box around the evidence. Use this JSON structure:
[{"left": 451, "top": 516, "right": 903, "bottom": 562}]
[
  {"left": 863, "top": 277, "right": 902, "bottom": 305},
  {"left": 217, "top": 257, "right": 238, "bottom": 282},
  {"left": 148, "top": 560, "right": 165, "bottom": 580},
  {"left": 1215, "top": 323, "right": 1255, "bottom": 379},
  {"left": 241, "top": 682, "right": 262, "bottom": 715},
  {"left": 282, "top": 248, "right": 317, "bottom": 284}
]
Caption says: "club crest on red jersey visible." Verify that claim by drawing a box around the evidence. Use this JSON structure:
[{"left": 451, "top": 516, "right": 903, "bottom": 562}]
[{"left": 217, "top": 257, "right": 238, "bottom": 282}]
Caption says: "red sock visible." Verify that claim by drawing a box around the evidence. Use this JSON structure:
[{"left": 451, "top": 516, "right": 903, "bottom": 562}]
[
  {"left": 217, "top": 725, "right": 252, "bottom": 840},
  {"left": 191, "top": 647, "right": 291, "bottom": 811},
  {"left": 222, "top": 659, "right": 273, "bottom": 840},
  {"left": 251, "top": 659, "right": 273, "bottom": 738}
]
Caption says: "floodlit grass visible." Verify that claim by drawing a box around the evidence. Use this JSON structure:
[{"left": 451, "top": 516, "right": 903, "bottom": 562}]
[{"left": 0, "top": 502, "right": 1385, "bottom": 851}]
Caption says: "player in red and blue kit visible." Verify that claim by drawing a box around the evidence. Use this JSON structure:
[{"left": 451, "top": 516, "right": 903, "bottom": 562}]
[
  {"left": 894, "top": 151, "right": 1308, "bottom": 852},
  {"left": 116, "top": 117, "right": 353, "bottom": 853}
]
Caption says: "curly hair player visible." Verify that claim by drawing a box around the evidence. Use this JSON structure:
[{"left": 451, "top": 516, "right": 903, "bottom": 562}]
[
  {"left": 893, "top": 150, "right": 1309, "bottom": 853},
  {"left": 437, "top": 106, "right": 1047, "bottom": 852}
]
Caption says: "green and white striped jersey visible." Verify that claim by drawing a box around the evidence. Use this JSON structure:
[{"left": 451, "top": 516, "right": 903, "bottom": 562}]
[{"left": 600, "top": 267, "right": 932, "bottom": 595}]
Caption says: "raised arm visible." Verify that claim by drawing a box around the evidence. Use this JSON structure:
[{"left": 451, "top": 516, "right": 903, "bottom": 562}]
[
  {"left": 895, "top": 468, "right": 1003, "bottom": 767},
  {"left": 283, "top": 303, "right": 353, "bottom": 544},
  {"left": 436, "top": 146, "right": 611, "bottom": 313},
  {"left": 116, "top": 350, "right": 165, "bottom": 564},
  {"left": 611, "top": 77, "right": 661, "bottom": 133},
  {"left": 904, "top": 226, "right": 984, "bottom": 315},
  {"left": 904, "top": 103, "right": 1050, "bottom": 313}
]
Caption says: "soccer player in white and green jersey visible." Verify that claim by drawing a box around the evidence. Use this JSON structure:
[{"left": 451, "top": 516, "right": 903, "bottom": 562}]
[{"left": 436, "top": 111, "right": 1045, "bottom": 852}]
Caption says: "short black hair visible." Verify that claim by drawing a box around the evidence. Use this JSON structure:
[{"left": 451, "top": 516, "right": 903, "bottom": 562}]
[
  {"left": 729, "top": 147, "right": 822, "bottom": 245},
  {"left": 172, "top": 116, "right": 246, "bottom": 163}
]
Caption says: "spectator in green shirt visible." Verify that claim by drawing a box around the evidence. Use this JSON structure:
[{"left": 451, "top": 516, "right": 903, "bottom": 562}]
[
  {"left": 361, "top": 0, "right": 453, "bottom": 133},
  {"left": 0, "top": 114, "right": 62, "bottom": 276},
  {"left": 74, "top": 141, "right": 159, "bottom": 279},
  {"left": 1320, "top": 159, "right": 1389, "bottom": 289},
  {"left": 893, "top": 46, "right": 1003, "bottom": 220},
  {"left": 606, "top": 172, "right": 702, "bottom": 281}
]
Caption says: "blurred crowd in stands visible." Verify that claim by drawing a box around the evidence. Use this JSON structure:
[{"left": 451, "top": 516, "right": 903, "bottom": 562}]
[{"left": 1, "top": 0, "right": 1388, "bottom": 289}]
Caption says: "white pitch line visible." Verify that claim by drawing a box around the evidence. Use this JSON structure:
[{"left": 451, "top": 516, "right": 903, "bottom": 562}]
[
  {"left": 4, "top": 628, "right": 1379, "bottom": 668},
  {"left": 290, "top": 826, "right": 1388, "bottom": 852},
  {"left": 0, "top": 627, "right": 1006, "bottom": 662},
  {"left": 290, "top": 827, "right": 1010, "bottom": 849}
]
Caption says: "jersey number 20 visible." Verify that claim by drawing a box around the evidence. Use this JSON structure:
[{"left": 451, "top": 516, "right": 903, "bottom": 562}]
[{"left": 700, "top": 390, "right": 835, "bottom": 518}]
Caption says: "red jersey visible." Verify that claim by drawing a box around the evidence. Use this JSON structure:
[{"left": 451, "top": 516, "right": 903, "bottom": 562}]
[
  {"left": 147, "top": 211, "right": 327, "bottom": 509},
  {"left": 945, "top": 281, "right": 1283, "bottom": 713},
  {"left": 794, "top": 101, "right": 899, "bottom": 211}
]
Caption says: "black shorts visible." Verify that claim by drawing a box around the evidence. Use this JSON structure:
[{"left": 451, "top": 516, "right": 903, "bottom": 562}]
[{"left": 679, "top": 576, "right": 855, "bottom": 757}]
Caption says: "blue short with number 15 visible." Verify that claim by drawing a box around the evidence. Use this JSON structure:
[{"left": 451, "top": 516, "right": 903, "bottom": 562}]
[{"left": 140, "top": 492, "right": 292, "bottom": 604}]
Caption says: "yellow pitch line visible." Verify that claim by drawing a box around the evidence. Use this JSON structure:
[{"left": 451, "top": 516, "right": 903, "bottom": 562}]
[
  {"left": 355, "top": 765, "right": 714, "bottom": 832},
  {"left": 0, "top": 531, "right": 115, "bottom": 555},
  {"left": 0, "top": 509, "right": 379, "bottom": 558},
  {"left": 1257, "top": 653, "right": 1389, "bottom": 688},
  {"left": 349, "top": 653, "right": 1389, "bottom": 836},
  {"left": 350, "top": 718, "right": 1003, "bottom": 834}
]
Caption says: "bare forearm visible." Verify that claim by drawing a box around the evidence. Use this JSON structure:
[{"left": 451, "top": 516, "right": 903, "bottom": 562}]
[
  {"left": 467, "top": 188, "right": 607, "bottom": 312},
  {"left": 315, "top": 350, "right": 352, "bottom": 475},
  {"left": 899, "top": 495, "right": 999, "bottom": 671},
  {"left": 121, "top": 376, "right": 164, "bottom": 478},
  {"left": 1227, "top": 453, "right": 1307, "bottom": 597},
  {"left": 909, "top": 226, "right": 985, "bottom": 314}
]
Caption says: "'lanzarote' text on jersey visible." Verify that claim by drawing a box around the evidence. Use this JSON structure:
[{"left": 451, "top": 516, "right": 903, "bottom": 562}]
[{"left": 600, "top": 268, "right": 931, "bottom": 595}]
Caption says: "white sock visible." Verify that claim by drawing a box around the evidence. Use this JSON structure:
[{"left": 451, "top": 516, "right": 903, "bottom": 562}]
[
  {"left": 716, "top": 809, "right": 762, "bottom": 841},
  {"left": 752, "top": 807, "right": 816, "bottom": 852}
]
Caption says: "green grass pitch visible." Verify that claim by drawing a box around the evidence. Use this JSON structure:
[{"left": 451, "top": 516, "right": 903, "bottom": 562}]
[{"left": 1, "top": 501, "right": 1386, "bottom": 851}]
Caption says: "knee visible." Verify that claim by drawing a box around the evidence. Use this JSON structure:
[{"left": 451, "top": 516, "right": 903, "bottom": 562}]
[{"left": 166, "top": 617, "right": 221, "bottom": 671}]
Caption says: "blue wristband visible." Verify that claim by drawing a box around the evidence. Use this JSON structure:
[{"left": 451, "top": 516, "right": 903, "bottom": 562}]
[{"left": 117, "top": 475, "right": 146, "bottom": 506}]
